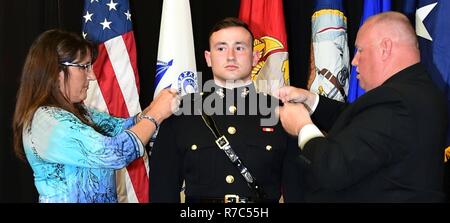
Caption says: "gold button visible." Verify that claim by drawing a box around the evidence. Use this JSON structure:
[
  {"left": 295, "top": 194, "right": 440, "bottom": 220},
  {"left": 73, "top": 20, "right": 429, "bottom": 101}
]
[
  {"left": 229, "top": 105, "right": 237, "bottom": 114},
  {"left": 200, "top": 92, "right": 204, "bottom": 96},
  {"left": 226, "top": 175, "right": 234, "bottom": 184},
  {"left": 191, "top": 144, "right": 198, "bottom": 151},
  {"left": 265, "top": 145, "right": 272, "bottom": 151},
  {"left": 227, "top": 126, "right": 236, "bottom": 135}
]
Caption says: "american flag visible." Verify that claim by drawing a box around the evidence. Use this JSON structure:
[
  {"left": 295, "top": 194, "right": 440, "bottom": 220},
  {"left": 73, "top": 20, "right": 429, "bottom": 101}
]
[{"left": 82, "top": 0, "right": 148, "bottom": 203}]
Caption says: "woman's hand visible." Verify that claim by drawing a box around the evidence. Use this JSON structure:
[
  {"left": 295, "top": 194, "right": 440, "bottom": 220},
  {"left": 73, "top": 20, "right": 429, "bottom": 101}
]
[{"left": 144, "top": 88, "right": 180, "bottom": 124}]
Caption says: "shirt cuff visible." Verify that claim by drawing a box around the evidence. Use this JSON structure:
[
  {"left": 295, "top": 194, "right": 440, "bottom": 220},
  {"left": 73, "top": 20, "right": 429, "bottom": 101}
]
[
  {"left": 298, "top": 124, "right": 324, "bottom": 150},
  {"left": 309, "top": 92, "right": 319, "bottom": 114}
]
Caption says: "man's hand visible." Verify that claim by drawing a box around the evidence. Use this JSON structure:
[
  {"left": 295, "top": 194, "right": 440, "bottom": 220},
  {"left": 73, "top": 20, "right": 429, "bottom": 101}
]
[
  {"left": 275, "top": 86, "right": 316, "bottom": 110},
  {"left": 278, "top": 102, "right": 313, "bottom": 136}
]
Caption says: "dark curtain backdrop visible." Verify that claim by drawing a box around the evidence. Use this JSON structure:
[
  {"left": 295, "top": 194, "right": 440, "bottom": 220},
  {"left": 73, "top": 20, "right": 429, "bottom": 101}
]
[{"left": 1, "top": 0, "right": 406, "bottom": 202}]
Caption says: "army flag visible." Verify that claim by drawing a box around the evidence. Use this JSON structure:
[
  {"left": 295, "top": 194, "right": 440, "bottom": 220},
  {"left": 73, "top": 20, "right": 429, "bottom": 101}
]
[
  {"left": 155, "top": 0, "right": 197, "bottom": 97},
  {"left": 348, "top": 0, "right": 391, "bottom": 103},
  {"left": 82, "top": 0, "right": 148, "bottom": 203},
  {"left": 239, "top": 0, "right": 290, "bottom": 95},
  {"left": 308, "top": 0, "right": 350, "bottom": 102}
]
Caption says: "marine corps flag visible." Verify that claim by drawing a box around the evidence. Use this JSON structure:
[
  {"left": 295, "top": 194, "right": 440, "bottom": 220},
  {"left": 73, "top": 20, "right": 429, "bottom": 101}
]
[
  {"left": 239, "top": 0, "right": 289, "bottom": 95},
  {"left": 308, "top": 0, "right": 350, "bottom": 102}
]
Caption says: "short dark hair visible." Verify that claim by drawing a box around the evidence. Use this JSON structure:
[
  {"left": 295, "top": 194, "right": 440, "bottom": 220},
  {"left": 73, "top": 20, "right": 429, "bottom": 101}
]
[{"left": 208, "top": 17, "right": 254, "bottom": 46}]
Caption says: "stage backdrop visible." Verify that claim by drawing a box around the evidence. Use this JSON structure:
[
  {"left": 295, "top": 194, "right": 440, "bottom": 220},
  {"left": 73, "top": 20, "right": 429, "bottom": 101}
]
[{"left": 1, "top": 0, "right": 408, "bottom": 202}]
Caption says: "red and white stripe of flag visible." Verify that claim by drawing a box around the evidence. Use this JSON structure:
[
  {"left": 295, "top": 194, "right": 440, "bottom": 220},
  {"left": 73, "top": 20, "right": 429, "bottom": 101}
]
[{"left": 85, "top": 31, "right": 148, "bottom": 203}]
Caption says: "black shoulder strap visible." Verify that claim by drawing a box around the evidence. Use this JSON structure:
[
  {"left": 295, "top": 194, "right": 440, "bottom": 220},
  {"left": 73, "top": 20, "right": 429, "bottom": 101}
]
[{"left": 199, "top": 111, "right": 267, "bottom": 200}]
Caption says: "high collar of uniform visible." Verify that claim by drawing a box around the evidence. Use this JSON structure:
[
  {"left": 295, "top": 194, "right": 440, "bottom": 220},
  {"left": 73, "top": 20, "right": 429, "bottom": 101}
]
[{"left": 212, "top": 82, "right": 255, "bottom": 99}]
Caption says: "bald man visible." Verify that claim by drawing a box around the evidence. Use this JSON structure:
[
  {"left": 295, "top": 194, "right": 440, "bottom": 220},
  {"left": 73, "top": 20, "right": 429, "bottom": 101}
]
[{"left": 278, "top": 12, "right": 448, "bottom": 202}]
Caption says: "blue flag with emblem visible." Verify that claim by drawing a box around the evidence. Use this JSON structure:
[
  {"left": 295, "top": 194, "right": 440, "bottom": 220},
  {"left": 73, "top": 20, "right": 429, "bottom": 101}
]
[
  {"left": 404, "top": 0, "right": 450, "bottom": 145},
  {"left": 405, "top": 0, "right": 450, "bottom": 199},
  {"left": 347, "top": 0, "right": 391, "bottom": 103}
]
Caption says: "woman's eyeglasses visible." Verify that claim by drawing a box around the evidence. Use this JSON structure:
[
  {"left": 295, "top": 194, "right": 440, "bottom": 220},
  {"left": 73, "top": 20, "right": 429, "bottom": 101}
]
[{"left": 60, "top": 61, "right": 93, "bottom": 72}]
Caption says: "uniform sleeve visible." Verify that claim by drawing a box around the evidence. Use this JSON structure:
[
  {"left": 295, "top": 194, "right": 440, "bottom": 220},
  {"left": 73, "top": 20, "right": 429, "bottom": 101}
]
[
  {"left": 27, "top": 107, "right": 144, "bottom": 169},
  {"left": 281, "top": 136, "right": 306, "bottom": 202},
  {"left": 301, "top": 91, "right": 410, "bottom": 191},
  {"left": 88, "top": 108, "right": 136, "bottom": 136},
  {"left": 149, "top": 117, "right": 184, "bottom": 202}
]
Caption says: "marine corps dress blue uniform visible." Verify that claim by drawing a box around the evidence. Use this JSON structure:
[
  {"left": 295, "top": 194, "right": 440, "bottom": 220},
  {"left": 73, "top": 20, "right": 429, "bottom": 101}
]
[{"left": 149, "top": 83, "right": 303, "bottom": 203}]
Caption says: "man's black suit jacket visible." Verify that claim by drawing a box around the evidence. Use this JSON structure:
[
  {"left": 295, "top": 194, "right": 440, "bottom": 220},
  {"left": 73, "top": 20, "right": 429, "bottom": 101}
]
[{"left": 302, "top": 63, "right": 448, "bottom": 202}]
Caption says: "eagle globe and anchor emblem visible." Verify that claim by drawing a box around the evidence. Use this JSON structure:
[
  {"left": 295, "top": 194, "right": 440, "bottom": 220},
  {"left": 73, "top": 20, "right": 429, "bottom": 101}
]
[{"left": 251, "top": 36, "right": 289, "bottom": 94}]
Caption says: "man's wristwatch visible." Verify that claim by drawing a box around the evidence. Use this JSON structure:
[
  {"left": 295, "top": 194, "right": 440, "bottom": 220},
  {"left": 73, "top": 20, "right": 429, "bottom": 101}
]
[{"left": 140, "top": 113, "right": 160, "bottom": 130}]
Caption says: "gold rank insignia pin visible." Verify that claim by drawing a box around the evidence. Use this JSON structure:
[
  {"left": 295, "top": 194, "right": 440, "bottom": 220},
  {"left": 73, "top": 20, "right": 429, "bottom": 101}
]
[
  {"left": 215, "top": 88, "right": 225, "bottom": 98},
  {"left": 241, "top": 87, "right": 250, "bottom": 98}
]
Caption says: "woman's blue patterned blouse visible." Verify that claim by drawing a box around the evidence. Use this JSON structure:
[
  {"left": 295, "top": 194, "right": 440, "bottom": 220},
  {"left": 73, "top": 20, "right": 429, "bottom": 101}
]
[{"left": 22, "top": 106, "right": 144, "bottom": 203}]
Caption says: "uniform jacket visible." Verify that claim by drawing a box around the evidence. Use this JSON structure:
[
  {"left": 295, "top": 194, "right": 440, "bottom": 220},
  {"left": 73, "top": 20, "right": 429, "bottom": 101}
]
[
  {"left": 149, "top": 83, "right": 302, "bottom": 202},
  {"left": 302, "top": 63, "right": 448, "bottom": 202}
]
